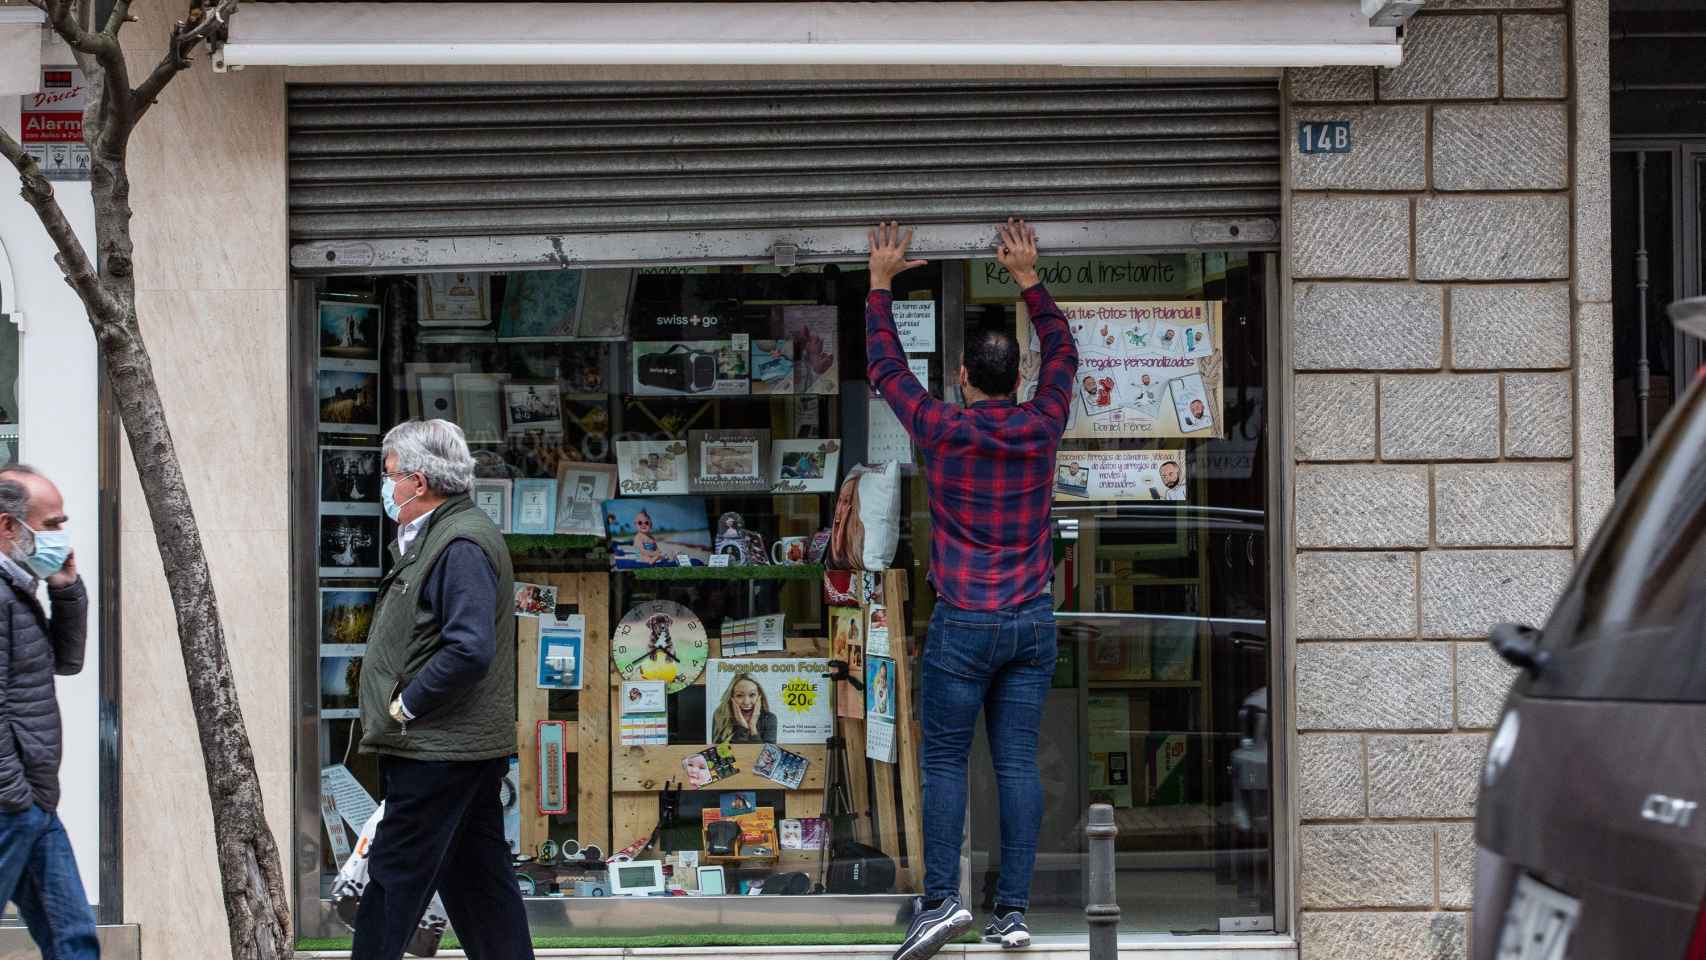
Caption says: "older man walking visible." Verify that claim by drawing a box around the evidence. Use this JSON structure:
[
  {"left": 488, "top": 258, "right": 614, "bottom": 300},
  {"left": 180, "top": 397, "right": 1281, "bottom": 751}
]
[
  {"left": 0, "top": 464, "right": 96, "bottom": 960},
  {"left": 352, "top": 419, "right": 530, "bottom": 960}
]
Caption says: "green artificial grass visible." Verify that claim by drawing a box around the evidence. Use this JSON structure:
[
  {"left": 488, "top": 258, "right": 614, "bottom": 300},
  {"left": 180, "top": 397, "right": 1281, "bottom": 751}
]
[
  {"left": 504, "top": 534, "right": 605, "bottom": 553},
  {"left": 629, "top": 563, "right": 825, "bottom": 582},
  {"left": 296, "top": 928, "right": 975, "bottom": 951}
]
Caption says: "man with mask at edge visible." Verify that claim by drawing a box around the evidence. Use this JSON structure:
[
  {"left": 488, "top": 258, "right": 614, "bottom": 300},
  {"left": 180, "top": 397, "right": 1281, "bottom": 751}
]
[
  {"left": 353, "top": 419, "right": 531, "bottom": 960},
  {"left": 866, "top": 220, "right": 1078, "bottom": 959},
  {"left": 0, "top": 464, "right": 96, "bottom": 960}
]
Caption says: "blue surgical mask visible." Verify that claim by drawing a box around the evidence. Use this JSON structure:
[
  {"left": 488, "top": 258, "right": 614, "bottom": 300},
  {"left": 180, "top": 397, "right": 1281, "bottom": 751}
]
[
  {"left": 381, "top": 476, "right": 421, "bottom": 523},
  {"left": 21, "top": 525, "right": 69, "bottom": 578}
]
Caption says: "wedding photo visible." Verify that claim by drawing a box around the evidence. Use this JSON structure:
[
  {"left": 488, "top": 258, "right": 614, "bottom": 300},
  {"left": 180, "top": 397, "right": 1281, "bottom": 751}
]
[
  {"left": 505, "top": 382, "right": 564, "bottom": 435},
  {"left": 318, "top": 446, "right": 381, "bottom": 514}
]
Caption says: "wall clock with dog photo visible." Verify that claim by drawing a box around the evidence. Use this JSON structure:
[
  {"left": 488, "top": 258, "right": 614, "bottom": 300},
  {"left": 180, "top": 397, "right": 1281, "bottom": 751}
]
[{"left": 612, "top": 600, "right": 709, "bottom": 695}]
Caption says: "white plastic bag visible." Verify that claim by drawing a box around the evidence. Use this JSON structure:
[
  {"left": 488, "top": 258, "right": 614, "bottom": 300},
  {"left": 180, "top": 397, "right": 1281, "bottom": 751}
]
[{"left": 330, "top": 801, "right": 450, "bottom": 958}]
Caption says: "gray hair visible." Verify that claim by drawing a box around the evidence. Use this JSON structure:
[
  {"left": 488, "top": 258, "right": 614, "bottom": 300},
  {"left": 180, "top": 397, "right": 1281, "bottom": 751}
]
[
  {"left": 0, "top": 463, "right": 40, "bottom": 524},
  {"left": 381, "top": 420, "right": 475, "bottom": 496}
]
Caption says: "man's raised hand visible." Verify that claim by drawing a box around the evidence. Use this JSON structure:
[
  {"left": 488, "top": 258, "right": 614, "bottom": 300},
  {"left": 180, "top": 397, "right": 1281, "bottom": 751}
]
[
  {"left": 868, "top": 221, "right": 928, "bottom": 291},
  {"left": 995, "top": 218, "right": 1041, "bottom": 289}
]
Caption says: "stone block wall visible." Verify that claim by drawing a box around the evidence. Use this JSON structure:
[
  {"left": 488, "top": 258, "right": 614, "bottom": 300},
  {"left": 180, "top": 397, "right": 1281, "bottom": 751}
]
[{"left": 1286, "top": 1, "right": 1610, "bottom": 957}]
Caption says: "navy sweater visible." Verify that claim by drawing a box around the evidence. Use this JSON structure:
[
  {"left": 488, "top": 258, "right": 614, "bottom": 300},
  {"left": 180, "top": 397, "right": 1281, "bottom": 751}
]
[{"left": 400, "top": 539, "right": 499, "bottom": 720}]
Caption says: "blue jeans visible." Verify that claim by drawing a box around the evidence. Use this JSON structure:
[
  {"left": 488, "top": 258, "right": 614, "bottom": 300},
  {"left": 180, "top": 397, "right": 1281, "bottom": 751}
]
[
  {"left": 920, "top": 595, "right": 1058, "bottom": 909},
  {"left": 0, "top": 805, "right": 98, "bottom": 960}
]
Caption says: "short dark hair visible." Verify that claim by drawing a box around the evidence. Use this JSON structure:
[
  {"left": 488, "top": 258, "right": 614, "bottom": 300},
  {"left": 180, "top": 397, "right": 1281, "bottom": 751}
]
[{"left": 964, "top": 326, "right": 1020, "bottom": 397}]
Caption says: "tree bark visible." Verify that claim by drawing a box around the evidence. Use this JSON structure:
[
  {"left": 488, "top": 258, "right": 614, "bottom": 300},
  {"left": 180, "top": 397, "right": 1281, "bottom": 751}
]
[{"left": 0, "top": 3, "right": 292, "bottom": 956}]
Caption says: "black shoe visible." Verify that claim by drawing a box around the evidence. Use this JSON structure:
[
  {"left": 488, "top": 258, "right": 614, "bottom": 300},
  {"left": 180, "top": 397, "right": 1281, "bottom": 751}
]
[
  {"left": 982, "top": 911, "right": 1031, "bottom": 949},
  {"left": 892, "top": 895, "right": 974, "bottom": 960}
]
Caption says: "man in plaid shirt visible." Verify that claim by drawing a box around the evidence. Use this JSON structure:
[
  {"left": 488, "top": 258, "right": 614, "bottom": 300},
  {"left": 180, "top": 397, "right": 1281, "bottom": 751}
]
[{"left": 866, "top": 220, "right": 1077, "bottom": 960}]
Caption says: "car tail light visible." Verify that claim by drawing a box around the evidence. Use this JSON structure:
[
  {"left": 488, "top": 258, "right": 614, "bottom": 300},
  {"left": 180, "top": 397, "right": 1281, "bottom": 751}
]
[{"left": 1686, "top": 899, "right": 1706, "bottom": 960}]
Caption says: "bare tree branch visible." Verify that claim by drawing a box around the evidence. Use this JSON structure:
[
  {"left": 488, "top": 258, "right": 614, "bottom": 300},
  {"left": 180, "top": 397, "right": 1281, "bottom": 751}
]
[
  {"left": 0, "top": 127, "right": 124, "bottom": 324},
  {"left": 132, "top": 0, "right": 242, "bottom": 124},
  {"left": 28, "top": 0, "right": 129, "bottom": 86},
  {"left": 103, "top": 0, "right": 135, "bottom": 40}
]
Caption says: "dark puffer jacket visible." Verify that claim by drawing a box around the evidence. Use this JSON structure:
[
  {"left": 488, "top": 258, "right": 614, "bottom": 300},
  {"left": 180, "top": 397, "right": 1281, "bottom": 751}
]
[{"left": 0, "top": 576, "right": 87, "bottom": 812}]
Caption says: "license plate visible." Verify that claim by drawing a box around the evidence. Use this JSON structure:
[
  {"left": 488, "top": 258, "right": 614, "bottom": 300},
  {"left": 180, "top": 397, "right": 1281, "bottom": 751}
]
[{"left": 1498, "top": 875, "right": 1580, "bottom": 960}]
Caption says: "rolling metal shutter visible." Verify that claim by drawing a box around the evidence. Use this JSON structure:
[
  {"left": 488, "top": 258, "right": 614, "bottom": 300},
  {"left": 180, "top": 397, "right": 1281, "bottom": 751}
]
[{"left": 288, "top": 79, "right": 1280, "bottom": 248}]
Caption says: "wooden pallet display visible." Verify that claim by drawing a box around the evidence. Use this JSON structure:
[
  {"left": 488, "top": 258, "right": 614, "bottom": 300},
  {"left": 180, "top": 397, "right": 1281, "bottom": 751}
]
[
  {"left": 513, "top": 572, "right": 611, "bottom": 855},
  {"left": 883, "top": 568, "right": 926, "bottom": 894}
]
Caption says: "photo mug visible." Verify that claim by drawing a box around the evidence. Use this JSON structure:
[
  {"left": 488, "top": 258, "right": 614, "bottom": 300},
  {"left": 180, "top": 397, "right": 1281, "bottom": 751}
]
[{"left": 771, "top": 536, "right": 810, "bottom": 565}]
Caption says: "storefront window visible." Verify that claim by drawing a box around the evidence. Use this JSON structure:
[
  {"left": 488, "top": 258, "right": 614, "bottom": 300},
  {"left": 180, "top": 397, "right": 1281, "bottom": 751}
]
[{"left": 300, "top": 248, "right": 1273, "bottom": 935}]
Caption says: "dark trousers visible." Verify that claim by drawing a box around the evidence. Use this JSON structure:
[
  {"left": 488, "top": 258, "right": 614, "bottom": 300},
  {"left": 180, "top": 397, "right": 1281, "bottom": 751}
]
[{"left": 352, "top": 756, "right": 533, "bottom": 960}]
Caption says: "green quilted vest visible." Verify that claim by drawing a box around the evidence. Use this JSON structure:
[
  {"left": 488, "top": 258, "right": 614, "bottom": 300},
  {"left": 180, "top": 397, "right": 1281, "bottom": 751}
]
[{"left": 358, "top": 494, "right": 517, "bottom": 762}]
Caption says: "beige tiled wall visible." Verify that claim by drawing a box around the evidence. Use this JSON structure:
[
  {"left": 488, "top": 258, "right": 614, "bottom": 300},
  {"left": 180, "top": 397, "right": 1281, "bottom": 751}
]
[{"left": 120, "top": 1, "right": 289, "bottom": 955}]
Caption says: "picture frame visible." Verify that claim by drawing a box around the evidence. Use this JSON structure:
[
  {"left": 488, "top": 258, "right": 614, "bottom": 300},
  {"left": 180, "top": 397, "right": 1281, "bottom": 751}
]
[
  {"left": 317, "top": 368, "right": 380, "bottom": 435},
  {"left": 605, "top": 497, "right": 713, "bottom": 569},
  {"left": 688, "top": 429, "right": 771, "bottom": 494},
  {"left": 499, "top": 269, "right": 633, "bottom": 343},
  {"left": 318, "top": 586, "right": 377, "bottom": 650},
  {"left": 318, "top": 445, "right": 383, "bottom": 515},
  {"left": 453, "top": 372, "right": 510, "bottom": 444},
  {"left": 472, "top": 478, "right": 512, "bottom": 532},
  {"left": 554, "top": 462, "right": 617, "bottom": 536},
  {"left": 405, "top": 363, "right": 471, "bottom": 420},
  {"left": 511, "top": 478, "right": 557, "bottom": 535},
  {"left": 608, "top": 860, "right": 666, "bottom": 897},
  {"left": 416, "top": 272, "right": 491, "bottom": 326},
  {"left": 615, "top": 440, "right": 690, "bottom": 497},
  {"left": 318, "top": 300, "right": 382, "bottom": 363},
  {"left": 503, "top": 381, "right": 564, "bottom": 436},
  {"left": 696, "top": 865, "right": 727, "bottom": 896},
  {"left": 769, "top": 439, "right": 841, "bottom": 494},
  {"left": 319, "top": 651, "right": 364, "bottom": 720},
  {"left": 318, "top": 514, "right": 383, "bottom": 579}
]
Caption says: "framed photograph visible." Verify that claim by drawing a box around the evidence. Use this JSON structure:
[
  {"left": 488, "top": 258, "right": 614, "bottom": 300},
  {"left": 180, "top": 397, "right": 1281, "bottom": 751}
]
[
  {"left": 769, "top": 439, "right": 840, "bottom": 494},
  {"left": 473, "top": 478, "right": 513, "bottom": 532},
  {"left": 512, "top": 478, "right": 557, "bottom": 535},
  {"left": 697, "top": 865, "right": 727, "bottom": 896},
  {"left": 416, "top": 272, "right": 491, "bottom": 326},
  {"left": 405, "top": 363, "right": 471, "bottom": 420},
  {"left": 688, "top": 429, "right": 771, "bottom": 494},
  {"left": 318, "top": 514, "right": 382, "bottom": 578},
  {"left": 317, "top": 369, "right": 380, "bottom": 435},
  {"left": 319, "top": 587, "right": 377, "bottom": 649},
  {"left": 615, "top": 440, "right": 690, "bottom": 497},
  {"left": 318, "top": 301, "right": 381, "bottom": 363},
  {"left": 749, "top": 339, "right": 795, "bottom": 395},
  {"left": 319, "top": 445, "right": 382, "bottom": 515},
  {"left": 514, "top": 581, "right": 559, "bottom": 617},
  {"left": 504, "top": 382, "right": 564, "bottom": 435},
  {"left": 498, "top": 269, "right": 581, "bottom": 341},
  {"left": 453, "top": 372, "right": 510, "bottom": 444},
  {"left": 576, "top": 269, "right": 636, "bottom": 341},
  {"left": 554, "top": 462, "right": 617, "bottom": 536},
  {"left": 320, "top": 652, "right": 364, "bottom": 720},
  {"left": 605, "top": 497, "right": 712, "bottom": 569}
]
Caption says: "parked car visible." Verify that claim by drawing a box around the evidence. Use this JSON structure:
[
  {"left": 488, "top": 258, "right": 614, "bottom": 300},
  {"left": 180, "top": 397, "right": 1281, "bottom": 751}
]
[{"left": 1471, "top": 298, "right": 1706, "bottom": 960}]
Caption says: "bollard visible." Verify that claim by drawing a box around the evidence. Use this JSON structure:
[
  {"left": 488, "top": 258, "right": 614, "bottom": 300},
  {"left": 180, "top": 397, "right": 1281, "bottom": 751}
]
[{"left": 1086, "top": 803, "right": 1119, "bottom": 960}]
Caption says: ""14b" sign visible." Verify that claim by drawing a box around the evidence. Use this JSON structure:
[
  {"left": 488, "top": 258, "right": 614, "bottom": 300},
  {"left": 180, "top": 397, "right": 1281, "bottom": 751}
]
[{"left": 1297, "top": 121, "right": 1352, "bottom": 154}]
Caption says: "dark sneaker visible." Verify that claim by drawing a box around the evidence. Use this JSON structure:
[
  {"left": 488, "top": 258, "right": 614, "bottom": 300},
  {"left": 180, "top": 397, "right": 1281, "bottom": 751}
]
[
  {"left": 982, "top": 911, "right": 1031, "bottom": 949},
  {"left": 892, "top": 895, "right": 974, "bottom": 960}
]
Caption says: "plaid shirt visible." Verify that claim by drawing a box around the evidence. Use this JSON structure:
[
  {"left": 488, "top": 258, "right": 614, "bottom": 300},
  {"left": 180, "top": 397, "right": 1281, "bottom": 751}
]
[{"left": 866, "top": 284, "right": 1079, "bottom": 611}]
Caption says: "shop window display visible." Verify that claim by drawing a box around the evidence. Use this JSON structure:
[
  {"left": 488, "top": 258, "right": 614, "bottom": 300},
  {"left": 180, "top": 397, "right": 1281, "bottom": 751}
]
[{"left": 301, "top": 251, "right": 1274, "bottom": 937}]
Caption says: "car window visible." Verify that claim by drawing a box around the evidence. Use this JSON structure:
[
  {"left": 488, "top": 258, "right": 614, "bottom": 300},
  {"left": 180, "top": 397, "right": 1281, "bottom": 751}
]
[{"left": 1545, "top": 376, "right": 1706, "bottom": 647}]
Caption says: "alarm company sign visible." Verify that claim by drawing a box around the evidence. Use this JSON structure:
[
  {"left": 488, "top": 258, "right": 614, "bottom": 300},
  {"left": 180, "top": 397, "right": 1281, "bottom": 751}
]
[{"left": 22, "top": 66, "right": 90, "bottom": 181}]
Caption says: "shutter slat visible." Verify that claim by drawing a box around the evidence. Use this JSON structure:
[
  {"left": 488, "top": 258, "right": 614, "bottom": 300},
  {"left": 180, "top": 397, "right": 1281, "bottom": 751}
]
[{"left": 287, "top": 79, "right": 1280, "bottom": 243}]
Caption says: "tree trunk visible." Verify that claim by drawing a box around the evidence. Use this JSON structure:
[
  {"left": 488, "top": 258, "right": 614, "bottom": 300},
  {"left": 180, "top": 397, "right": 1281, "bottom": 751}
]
[{"left": 83, "top": 96, "right": 293, "bottom": 960}]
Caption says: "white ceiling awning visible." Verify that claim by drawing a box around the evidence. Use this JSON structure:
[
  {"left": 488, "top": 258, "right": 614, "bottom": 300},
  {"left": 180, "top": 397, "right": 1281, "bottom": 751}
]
[
  {"left": 0, "top": 6, "right": 44, "bottom": 97},
  {"left": 220, "top": 1, "right": 1404, "bottom": 70}
]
